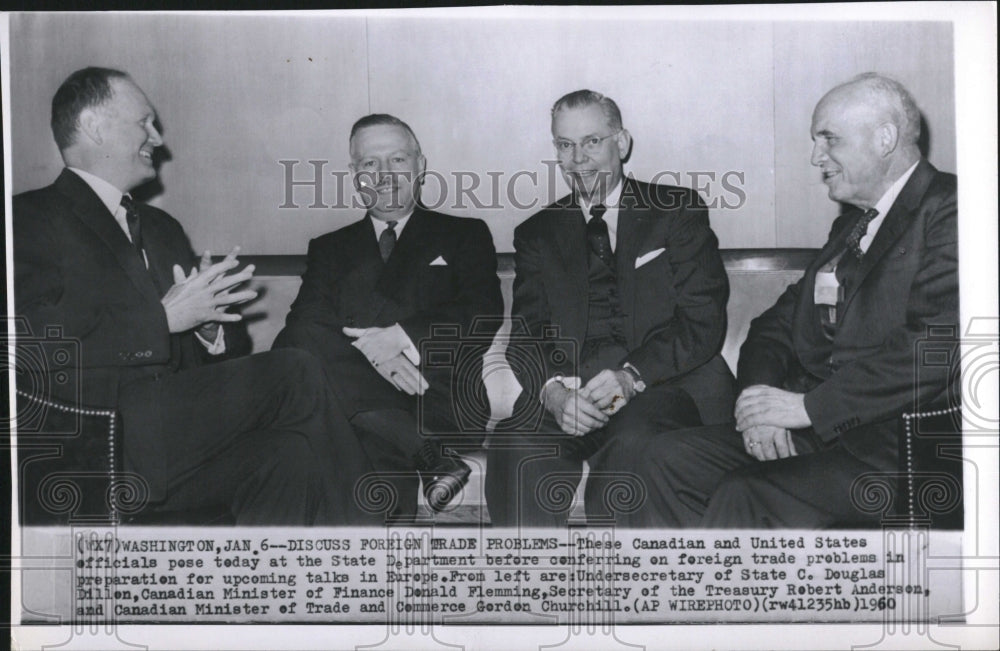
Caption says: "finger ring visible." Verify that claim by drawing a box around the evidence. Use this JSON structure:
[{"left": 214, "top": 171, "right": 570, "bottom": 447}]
[{"left": 748, "top": 442, "right": 759, "bottom": 448}]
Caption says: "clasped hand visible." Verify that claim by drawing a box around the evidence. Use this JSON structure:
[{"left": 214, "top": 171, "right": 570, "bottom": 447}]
[
  {"left": 734, "top": 385, "right": 811, "bottom": 460},
  {"left": 161, "top": 247, "right": 257, "bottom": 334},
  {"left": 545, "top": 369, "right": 636, "bottom": 437},
  {"left": 343, "top": 325, "right": 428, "bottom": 396}
]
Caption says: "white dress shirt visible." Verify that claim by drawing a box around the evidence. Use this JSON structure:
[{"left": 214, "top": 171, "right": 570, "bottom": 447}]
[{"left": 370, "top": 211, "right": 413, "bottom": 242}]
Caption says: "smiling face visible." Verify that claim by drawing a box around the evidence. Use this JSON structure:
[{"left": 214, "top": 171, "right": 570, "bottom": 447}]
[
  {"left": 349, "top": 123, "right": 426, "bottom": 222},
  {"left": 94, "top": 78, "right": 163, "bottom": 192},
  {"left": 810, "top": 87, "right": 892, "bottom": 209},
  {"left": 551, "top": 103, "right": 629, "bottom": 204}
]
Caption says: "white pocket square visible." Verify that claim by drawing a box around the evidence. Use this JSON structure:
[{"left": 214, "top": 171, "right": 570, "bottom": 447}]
[
  {"left": 634, "top": 248, "right": 666, "bottom": 268},
  {"left": 429, "top": 256, "right": 448, "bottom": 266}
]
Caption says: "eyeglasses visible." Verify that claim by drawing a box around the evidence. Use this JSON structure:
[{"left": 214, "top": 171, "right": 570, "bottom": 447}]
[{"left": 552, "top": 130, "right": 622, "bottom": 156}]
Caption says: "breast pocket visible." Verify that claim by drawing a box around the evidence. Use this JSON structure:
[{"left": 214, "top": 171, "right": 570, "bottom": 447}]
[
  {"left": 419, "top": 265, "right": 456, "bottom": 305},
  {"left": 633, "top": 253, "right": 677, "bottom": 318},
  {"left": 635, "top": 250, "right": 670, "bottom": 275}
]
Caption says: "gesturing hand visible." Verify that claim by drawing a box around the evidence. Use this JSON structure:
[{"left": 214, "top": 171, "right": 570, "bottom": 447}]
[
  {"left": 580, "top": 369, "right": 635, "bottom": 415},
  {"left": 195, "top": 250, "right": 221, "bottom": 341},
  {"left": 741, "top": 425, "right": 797, "bottom": 461},
  {"left": 734, "top": 385, "right": 811, "bottom": 432},
  {"left": 160, "top": 247, "right": 257, "bottom": 333},
  {"left": 375, "top": 353, "right": 429, "bottom": 396},
  {"left": 544, "top": 382, "right": 609, "bottom": 437}
]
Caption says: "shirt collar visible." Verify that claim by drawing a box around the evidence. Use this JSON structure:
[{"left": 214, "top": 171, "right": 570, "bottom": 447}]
[
  {"left": 578, "top": 178, "right": 624, "bottom": 219},
  {"left": 370, "top": 211, "right": 413, "bottom": 238},
  {"left": 67, "top": 167, "right": 125, "bottom": 215},
  {"left": 872, "top": 160, "right": 920, "bottom": 218}
]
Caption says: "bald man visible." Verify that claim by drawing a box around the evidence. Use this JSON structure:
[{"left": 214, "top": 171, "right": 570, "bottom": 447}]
[{"left": 612, "top": 73, "right": 958, "bottom": 528}]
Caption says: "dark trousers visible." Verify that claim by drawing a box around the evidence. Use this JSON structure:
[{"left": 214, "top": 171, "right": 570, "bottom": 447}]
[
  {"left": 614, "top": 422, "right": 889, "bottom": 528},
  {"left": 485, "top": 385, "right": 701, "bottom": 527},
  {"left": 350, "top": 408, "right": 425, "bottom": 519},
  {"left": 349, "top": 394, "right": 477, "bottom": 520},
  {"left": 118, "top": 348, "right": 376, "bottom": 525}
]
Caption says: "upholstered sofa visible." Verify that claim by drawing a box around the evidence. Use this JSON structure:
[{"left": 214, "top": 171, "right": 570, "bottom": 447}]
[
  {"left": 242, "top": 250, "right": 815, "bottom": 414},
  {"left": 16, "top": 249, "right": 962, "bottom": 527}
]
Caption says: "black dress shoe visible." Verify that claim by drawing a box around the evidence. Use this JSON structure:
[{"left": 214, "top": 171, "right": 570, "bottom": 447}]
[{"left": 414, "top": 443, "right": 471, "bottom": 513}]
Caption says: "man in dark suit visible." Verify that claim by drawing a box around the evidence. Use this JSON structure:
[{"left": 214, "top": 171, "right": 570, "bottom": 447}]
[
  {"left": 274, "top": 114, "right": 503, "bottom": 520},
  {"left": 14, "top": 67, "right": 374, "bottom": 525},
  {"left": 623, "top": 73, "right": 958, "bottom": 528},
  {"left": 486, "top": 90, "right": 736, "bottom": 527}
]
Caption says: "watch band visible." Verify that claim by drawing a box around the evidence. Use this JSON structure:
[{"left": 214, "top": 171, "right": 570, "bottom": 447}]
[{"left": 622, "top": 363, "right": 646, "bottom": 392}]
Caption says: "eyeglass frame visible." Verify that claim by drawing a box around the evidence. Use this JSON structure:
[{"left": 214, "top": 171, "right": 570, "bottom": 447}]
[{"left": 552, "top": 130, "right": 624, "bottom": 157}]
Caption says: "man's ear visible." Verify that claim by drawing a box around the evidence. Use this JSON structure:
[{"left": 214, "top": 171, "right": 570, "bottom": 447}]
[
  {"left": 416, "top": 154, "right": 427, "bottom": 184},
  {"left": 876, "top": 122, "right": 899, "bottom": 157},
  {"left": 77, "top": 108, "right": 104, "bottom": 145},
  {"left": 616, "top": 129, "right": 632, "bottom": 160}
]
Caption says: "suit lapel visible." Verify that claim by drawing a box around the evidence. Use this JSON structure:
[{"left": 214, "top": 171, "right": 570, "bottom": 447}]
[
  {"left": 341, "top": 217, "right": 385, "bottom": 326},
  {"left": 815, "top": 217, "right": 855, "bottom": 271},
  {"left": 136, "top": 207, "right": 171, "bottom": 295},
  {"left": 842, "top": 160, "right": 936, "bottom": 310},
  {"left": 550, "top": 198, "right": 589, "bottom": 339},
  {"left": 615, "top": 178, "right": 647, "bottom": 346},
  {"left": 55, "top": 170, "right": 160, "bottom": 299}
]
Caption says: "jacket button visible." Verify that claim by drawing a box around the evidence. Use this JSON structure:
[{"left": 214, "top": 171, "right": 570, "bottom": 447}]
[{"left": 143, "top": 350, "right": 152, "bottom": 357}]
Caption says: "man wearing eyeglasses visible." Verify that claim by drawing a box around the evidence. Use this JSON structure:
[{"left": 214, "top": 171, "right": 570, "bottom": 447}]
[{"left": 486, "top": 89, "right": 736, "bottom": 526}]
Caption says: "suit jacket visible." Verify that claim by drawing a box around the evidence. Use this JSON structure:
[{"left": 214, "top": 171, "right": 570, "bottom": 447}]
[
  {"left": 14, "top": 169, "right": 251, "bottom": 493},
  {"left": 13, "top": 169, "right": 250, "bottom": 409},
  {"left": 509, "top": 177, "right": 736, "bottom": 423},
  {"left": 738, "top": 160, "right": 958, "bottom": 465},
  {"left": 274, "top": 207, "right": 503, "bottom": 427}
]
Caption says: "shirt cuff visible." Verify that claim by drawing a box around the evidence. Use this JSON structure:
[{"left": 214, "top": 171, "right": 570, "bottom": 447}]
[
  {"left": 195, "top": 325, "right": 226, "bottom": 355},
  {"left": 539, "top": 375, "right": 582, "bottom": 403}
]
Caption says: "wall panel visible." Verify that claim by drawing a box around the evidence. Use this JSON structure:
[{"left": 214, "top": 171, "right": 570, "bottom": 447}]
[
  {"left": 773, "top": 21, "right": 955, "bottom": 246},
  {"left": 9, "top": 13, "right": 955, "bottom": 254}
]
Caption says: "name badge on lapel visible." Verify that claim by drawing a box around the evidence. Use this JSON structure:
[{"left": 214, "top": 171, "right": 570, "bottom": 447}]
[{"left": 814, "top": 271, "right": 840, "bottom": 306}]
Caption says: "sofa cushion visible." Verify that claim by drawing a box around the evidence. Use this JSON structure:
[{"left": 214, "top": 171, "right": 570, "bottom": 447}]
[{"left": 241, "top": 250, "right": 814, "bottom": 422}]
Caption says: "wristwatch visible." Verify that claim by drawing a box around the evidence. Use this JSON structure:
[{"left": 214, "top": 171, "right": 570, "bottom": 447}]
[
  {"left": 622, "top": 363, "right": 646, "bottom": 393},
  {"left": 539, "top": 374, "right": 582, "bottom": 404}
]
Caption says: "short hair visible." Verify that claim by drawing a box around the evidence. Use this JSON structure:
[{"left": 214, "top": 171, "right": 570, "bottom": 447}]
[
  {"left": 845, "top": 72, "right": 922, "bottom": 146},
  {"left": 551, "top": 89, "right": 623, "bottom": 131},
  {"left": 349, "top": 114, "right": 421, "bottom": 157},
  {"left": 51, "top": 66, "right": 130, "bottom": 150}
]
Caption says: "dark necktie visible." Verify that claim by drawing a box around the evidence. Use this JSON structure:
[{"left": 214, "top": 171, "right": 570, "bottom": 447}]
[
  {"left": 586, "top": 204, "right": 614, "bottom": 268},
  {"left": 846, "top": 208, "right": 878, "bottom": 259},
  {"left": 379, "top": 220, "right": 398, "bottom": 262},
  {"left": 119, "top": 195, "right": 144, "bottom": 256}
]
